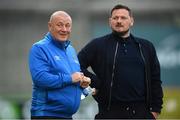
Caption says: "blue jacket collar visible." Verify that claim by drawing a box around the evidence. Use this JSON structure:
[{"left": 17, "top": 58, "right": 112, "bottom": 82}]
[{"left": 45, "top": 32, "right": 70, "bottom": 49}]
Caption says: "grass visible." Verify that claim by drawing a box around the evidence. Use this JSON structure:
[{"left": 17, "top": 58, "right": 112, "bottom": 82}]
[{"left": 159, "top": 87, "right": 180, "bottom": 119}]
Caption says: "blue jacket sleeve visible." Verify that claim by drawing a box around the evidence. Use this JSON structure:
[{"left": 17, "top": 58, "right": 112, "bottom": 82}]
[{"left": 29, "top": 45, "right": 73, "bottom": 89}]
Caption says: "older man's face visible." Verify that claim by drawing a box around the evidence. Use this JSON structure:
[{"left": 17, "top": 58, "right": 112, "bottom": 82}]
[{"left": 48, "top": 14, "right": 72, "bottom": 41}]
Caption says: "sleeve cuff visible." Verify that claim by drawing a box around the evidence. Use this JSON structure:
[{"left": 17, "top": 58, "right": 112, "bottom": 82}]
[
  {"left": 150, "top": 107, "right": 161, "bottom": 114},
  {"left": 59, "top": 73, "right": 73, "bottom": 86}
]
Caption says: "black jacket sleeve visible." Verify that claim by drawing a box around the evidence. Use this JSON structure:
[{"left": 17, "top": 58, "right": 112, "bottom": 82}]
[
  {"left": 149, "top": 42, "right": 163, "bottom": 113},
  {"left": 78, "top": 40, "right": 101, "bottom": 89}
]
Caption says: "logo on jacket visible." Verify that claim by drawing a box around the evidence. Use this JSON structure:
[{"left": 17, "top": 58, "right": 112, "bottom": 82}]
[{"left": 54, "top": 55, "right": 61, "bottom": 61}]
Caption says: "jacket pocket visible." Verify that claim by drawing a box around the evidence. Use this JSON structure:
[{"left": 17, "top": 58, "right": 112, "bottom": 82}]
[{"left": 47, "top": 88, "right": 74, "bottom": 112}]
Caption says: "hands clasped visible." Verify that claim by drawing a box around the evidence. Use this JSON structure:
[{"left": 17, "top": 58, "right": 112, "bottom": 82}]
[{"left": 71, "top": 72, "right": 91, "bottom": 88}]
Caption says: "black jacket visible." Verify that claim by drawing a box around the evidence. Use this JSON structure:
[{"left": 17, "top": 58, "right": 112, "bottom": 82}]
[{"left": 78, "top": 33, "right": 163, "bottom": 113}]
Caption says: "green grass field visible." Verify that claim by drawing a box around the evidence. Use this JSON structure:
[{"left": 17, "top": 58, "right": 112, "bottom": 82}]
[
  {"left": 159, "top": 87, "right": 180, "bottom": 119},
  {"left": 0, "top": 87, "right": 180, "bottom": 119}
]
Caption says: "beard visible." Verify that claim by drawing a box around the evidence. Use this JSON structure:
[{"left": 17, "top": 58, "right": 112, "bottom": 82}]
[{"left": 112, "top": 29, "right": 129, "bottom": 37}]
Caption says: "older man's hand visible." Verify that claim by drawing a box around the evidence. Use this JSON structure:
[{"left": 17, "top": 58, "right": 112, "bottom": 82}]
[
  {"left": 71, "top": 72, "right": 84, "bottom": 83},
  {"left": 80, "top": 76, "right": 91, "bottom": 88}
]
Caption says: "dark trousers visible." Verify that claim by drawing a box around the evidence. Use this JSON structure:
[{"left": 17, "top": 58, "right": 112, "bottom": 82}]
[{"left": 95, "top": 102, "right": 155, "bottom": 119}]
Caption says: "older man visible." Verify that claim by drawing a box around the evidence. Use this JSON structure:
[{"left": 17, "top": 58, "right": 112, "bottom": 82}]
[{"left": 29, "top": 11, "right": 90, "bottom": 119}]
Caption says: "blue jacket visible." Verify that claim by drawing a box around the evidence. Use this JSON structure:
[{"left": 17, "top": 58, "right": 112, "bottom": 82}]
[{"left": 29, "top": 32, "right": 82, "bottom": 118}]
